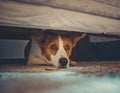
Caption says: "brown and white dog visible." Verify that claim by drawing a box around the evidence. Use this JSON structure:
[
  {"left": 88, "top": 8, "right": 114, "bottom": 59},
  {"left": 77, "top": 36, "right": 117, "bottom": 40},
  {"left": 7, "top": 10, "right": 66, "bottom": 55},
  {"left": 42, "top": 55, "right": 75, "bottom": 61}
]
[{"left": 25, "top": 32, "right": 86, "bottom": 68}]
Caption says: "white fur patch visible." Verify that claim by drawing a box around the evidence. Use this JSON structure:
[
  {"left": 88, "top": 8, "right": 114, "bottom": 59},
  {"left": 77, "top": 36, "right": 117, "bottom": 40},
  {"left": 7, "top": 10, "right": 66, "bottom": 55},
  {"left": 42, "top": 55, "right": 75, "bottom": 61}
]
[
  {"left": 50, "top": 36, "right": 69, "bottom": 67},
  {"left": 27, "top": 39, "right": 51, "bottom": 65}
]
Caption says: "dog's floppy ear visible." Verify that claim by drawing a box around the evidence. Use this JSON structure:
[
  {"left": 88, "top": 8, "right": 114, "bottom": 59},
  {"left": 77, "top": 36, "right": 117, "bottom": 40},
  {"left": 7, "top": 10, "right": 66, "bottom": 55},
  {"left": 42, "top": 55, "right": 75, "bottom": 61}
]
[{"left": 71, "top": 33, "right": 86, "bottom": 47}]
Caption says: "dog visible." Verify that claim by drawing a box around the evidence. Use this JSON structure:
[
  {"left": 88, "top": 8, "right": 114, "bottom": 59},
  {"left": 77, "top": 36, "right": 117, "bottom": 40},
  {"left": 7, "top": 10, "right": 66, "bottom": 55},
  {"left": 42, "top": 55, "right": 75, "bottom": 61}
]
[{"left": 25, "top": 32, "right": 86, "bottom": 68}]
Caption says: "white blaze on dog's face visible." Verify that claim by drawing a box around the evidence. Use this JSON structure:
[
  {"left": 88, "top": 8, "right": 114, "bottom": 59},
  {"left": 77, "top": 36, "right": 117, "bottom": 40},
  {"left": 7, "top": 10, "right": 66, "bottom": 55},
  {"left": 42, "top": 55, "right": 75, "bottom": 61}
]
[
  {"left": 43, "top": 35, "right": 73, "bottom": 68},
  {"left": 42, "top": 34, "right": 86, "bottom": 68}
]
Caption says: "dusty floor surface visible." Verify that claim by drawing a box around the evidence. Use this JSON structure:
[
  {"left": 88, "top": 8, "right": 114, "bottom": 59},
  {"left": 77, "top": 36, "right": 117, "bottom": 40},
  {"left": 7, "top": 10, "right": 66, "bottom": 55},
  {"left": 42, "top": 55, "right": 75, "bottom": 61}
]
[
  {"left": 0, "top": 62, "right": 120, "bottom": 74},
  {"left": 0, "top": 62, "right": 120, "bottom": 93}
]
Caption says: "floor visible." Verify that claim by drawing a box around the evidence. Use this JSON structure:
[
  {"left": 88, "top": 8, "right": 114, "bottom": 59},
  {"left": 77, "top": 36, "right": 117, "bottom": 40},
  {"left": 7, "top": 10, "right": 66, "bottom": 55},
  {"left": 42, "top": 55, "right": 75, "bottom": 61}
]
[
  {"left": 0, "top": 62, "right": 120, "bottom": 93},
  {"left": 0, "top": 62, "right": 120, "bottom": 74}
]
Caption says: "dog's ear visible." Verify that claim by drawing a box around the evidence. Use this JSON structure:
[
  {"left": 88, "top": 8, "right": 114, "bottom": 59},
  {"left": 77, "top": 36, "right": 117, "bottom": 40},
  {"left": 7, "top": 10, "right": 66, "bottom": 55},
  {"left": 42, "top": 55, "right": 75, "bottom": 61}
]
[
  {"left": 31, "top": 32, "right": 47, "bottom": 44},
  {"left": 71, "top": 33, "right": 86, "bottom": 47}
]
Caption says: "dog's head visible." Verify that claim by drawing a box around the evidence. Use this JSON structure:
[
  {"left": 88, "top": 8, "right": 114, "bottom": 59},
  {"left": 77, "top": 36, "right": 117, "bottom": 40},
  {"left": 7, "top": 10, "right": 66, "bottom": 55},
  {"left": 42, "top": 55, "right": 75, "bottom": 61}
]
[{"left": 32, "top": 32, "right": 86, "bottom": 68}]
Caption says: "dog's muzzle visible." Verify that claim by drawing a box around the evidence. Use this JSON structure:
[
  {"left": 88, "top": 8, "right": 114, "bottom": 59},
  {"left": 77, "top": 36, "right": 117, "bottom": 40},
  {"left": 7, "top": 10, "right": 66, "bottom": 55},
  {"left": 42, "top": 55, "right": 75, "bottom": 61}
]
[{"left": 59, "top": 58, "right": 68, "bottom": 68}]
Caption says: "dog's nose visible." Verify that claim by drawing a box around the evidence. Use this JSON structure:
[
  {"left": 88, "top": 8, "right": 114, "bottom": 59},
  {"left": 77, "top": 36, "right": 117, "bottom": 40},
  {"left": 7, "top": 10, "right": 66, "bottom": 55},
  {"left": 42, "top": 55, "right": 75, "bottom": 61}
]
[{"left": 59, "top": 58, "right": 68, "bottom": 67}]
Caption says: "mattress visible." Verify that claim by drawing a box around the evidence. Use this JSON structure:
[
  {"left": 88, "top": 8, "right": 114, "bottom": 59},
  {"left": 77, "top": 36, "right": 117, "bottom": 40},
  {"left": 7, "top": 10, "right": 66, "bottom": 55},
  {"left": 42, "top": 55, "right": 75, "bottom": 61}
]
[{"left": 0, "top": 0, "right": 120, "bottom": 35}]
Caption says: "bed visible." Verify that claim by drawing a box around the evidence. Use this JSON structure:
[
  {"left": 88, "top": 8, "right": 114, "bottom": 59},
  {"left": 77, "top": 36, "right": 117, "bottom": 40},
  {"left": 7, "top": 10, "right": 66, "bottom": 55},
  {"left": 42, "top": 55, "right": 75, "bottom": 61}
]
[{"left": 0, "top": 1, "right": 120, "bottom": 93}]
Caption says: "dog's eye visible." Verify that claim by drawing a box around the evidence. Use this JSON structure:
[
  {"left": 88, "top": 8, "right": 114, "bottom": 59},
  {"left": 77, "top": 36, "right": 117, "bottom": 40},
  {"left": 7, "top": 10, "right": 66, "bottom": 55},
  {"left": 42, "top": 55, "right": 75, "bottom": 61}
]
[
  {"left": 50, "top": 44, "right": 57, "bottom": 50},
  {"left": 65, "top": 45, "right": 70, "bottom": 50}
]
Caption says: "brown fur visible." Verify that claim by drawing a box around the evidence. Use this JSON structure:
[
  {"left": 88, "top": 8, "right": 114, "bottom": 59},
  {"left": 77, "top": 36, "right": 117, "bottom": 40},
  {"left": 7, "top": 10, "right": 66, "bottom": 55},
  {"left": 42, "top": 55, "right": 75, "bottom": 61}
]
[
  {"left": 43, "top": 36, "right": 59, "bottom": 60},
  {"left": 42, "top": 35, "right": 74, "bottom": 61}
]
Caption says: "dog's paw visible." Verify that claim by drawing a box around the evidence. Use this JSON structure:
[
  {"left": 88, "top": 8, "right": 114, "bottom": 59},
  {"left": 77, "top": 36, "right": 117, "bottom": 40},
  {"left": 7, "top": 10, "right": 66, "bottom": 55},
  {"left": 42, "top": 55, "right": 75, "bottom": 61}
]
[
  {"left": 45, "top": 68, "right": 59, "bottom": 71},
  {"left": 70, "top": 61, "right": 78, "bottom": 66}
]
